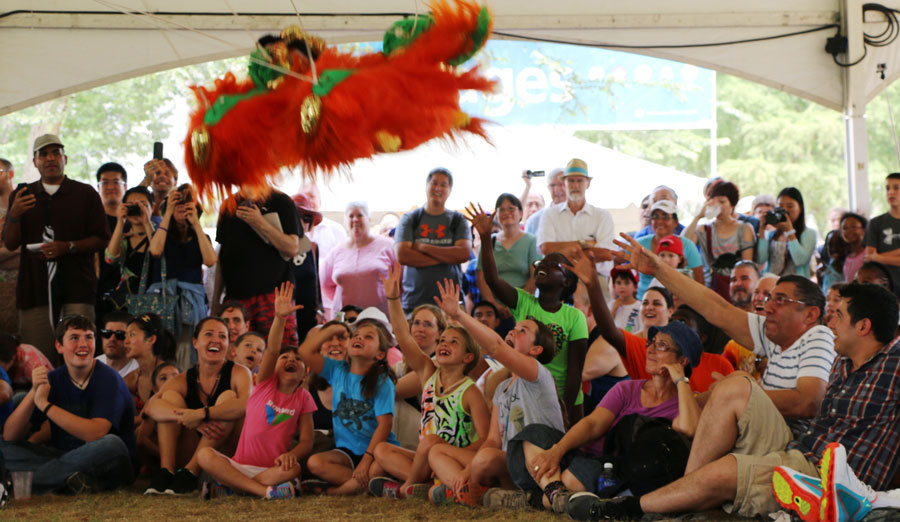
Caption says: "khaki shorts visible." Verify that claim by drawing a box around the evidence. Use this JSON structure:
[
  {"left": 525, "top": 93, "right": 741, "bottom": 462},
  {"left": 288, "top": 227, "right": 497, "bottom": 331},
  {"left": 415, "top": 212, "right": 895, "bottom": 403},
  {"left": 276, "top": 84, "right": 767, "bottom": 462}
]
[{"left": 726, "top": 379, "right": 817, "bottom": 517}]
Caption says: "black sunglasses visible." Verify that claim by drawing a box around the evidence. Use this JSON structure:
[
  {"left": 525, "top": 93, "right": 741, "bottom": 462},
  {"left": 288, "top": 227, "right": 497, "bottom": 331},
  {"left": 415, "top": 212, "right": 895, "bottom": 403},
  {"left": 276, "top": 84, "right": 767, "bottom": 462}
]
[{"left": 100, "top": 329, "right": 126, "bottom": 340}]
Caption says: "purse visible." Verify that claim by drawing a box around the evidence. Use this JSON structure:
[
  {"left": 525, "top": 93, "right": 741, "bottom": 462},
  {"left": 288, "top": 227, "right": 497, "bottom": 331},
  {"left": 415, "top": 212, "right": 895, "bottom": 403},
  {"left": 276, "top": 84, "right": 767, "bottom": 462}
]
[{"left": 126, "top": 250, "right": 177, "bottom": 333}]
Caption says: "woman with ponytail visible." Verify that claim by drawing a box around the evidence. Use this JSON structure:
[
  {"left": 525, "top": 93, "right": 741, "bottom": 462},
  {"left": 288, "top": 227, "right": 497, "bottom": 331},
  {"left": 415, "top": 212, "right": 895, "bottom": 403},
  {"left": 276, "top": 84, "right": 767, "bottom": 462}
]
[{"left": 123, "top": 313, "right": 177, "bottom": 415}]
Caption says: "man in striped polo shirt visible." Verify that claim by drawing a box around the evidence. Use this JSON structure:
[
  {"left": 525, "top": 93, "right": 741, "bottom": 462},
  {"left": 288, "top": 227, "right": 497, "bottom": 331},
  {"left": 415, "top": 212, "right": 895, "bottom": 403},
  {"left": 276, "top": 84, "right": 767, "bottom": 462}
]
[{"left": 568, "top": 234, "right": 837, "bottom": 519}]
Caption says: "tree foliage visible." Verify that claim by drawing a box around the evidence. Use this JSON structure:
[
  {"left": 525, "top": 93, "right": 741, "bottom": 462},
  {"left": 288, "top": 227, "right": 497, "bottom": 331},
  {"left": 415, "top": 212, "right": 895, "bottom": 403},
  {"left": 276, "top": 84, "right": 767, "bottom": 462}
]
[
  {"left": 0, "top": 59, "right": 243, "bottom": 183},
  {"left": 578, "top": 73, "right": 900, "bottom": 229}
]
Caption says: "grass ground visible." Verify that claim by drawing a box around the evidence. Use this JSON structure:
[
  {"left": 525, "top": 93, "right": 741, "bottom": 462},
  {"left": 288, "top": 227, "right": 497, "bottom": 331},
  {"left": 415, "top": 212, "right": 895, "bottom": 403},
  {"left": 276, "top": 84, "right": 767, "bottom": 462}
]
[{"left": 0, "top": 488, "right": 758, "bottom": 522}]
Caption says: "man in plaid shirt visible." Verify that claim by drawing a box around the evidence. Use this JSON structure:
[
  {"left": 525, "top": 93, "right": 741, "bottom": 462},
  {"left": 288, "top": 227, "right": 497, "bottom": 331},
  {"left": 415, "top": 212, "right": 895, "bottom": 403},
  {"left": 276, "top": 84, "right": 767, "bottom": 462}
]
[{"left": 566, "top": 252, "right": 900, "bottom": 520}]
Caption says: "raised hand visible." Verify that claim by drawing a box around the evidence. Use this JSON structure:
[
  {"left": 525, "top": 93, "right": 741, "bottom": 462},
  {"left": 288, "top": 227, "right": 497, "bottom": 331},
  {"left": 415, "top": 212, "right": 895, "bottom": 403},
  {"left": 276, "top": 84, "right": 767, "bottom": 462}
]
[
  {"left": 274, "top": 282, "right": 303, "bottom": 318},
  {"left": 381, "top": 261, "right": 402, "bottom": 300},
  {"left": 561, "top": 246, "right": 598, "bottom": 284},
  {"left": 612, "top": 232, "right": 661, "bottom": 276},
  {"left": 433, "top": 278, "right": 462, "bottom": 319},
  {"left": 463, "top": 202, "right": 493, "bottom": 237}
]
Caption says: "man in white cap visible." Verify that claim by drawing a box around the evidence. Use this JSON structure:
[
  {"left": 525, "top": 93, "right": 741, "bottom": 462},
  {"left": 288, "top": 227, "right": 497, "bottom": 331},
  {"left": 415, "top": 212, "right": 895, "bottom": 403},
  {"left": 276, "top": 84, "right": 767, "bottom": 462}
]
[
  {"left": 536, "top": 158, "right": 615, "bottom": 298},
  {"left": 1, "top": 135, "right": 109, "bottom": 365}
]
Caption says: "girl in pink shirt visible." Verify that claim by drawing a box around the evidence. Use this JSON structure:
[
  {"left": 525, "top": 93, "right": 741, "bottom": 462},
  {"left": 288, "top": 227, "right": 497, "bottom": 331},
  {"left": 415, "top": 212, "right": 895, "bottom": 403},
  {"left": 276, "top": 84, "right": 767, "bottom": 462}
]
[{"left": 196, "top": 282, "right": 316, "bottom": 500}]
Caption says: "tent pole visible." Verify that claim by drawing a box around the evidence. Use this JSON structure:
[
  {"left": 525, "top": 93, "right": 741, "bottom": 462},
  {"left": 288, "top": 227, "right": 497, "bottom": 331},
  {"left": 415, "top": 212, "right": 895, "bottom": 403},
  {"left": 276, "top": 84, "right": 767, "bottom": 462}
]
[{"left": 842, "top": 0, "right": 871, "bottom": 215}]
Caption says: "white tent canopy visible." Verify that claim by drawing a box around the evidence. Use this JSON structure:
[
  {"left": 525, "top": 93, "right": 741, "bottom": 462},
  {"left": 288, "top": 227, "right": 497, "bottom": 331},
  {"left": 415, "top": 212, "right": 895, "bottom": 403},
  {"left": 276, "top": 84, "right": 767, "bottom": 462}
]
[{"left": 3, "top": 1, "right": 899, "bottom": 211}]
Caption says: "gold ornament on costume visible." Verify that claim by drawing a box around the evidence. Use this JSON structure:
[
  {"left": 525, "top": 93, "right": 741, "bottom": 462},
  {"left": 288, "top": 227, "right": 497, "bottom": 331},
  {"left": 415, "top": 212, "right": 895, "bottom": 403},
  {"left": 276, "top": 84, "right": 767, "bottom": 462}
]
[
  {"left": 375, "top": 131, "right": 402, "bottom": 152},
  {"left": 191, "top": 126, "right": 211, "bottom": 166},
  {"left": 453, "top": 111, "right": 471, "bottom": 129},
  {"left": 300, "top": 95, "right": 322, "bottom": 135},
  {"left": 281, "top": 25, "right": 327, "bottom": 56}
]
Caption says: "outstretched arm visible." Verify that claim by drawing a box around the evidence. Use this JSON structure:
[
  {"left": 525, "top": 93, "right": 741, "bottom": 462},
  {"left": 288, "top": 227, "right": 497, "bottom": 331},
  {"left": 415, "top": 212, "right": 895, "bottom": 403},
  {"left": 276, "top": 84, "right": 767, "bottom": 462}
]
[
  {"left": 434, "top": 278, "right": 538, "bottom": 382},
  {"left": 259, "top": 282, "right": 304, "bottom": 383},
  {"left": 383, "top": 261, "right": 435, "bottom": 382},
  {"left": 615, "top": 233, "right": 754, "bottom": 348},
  {"left": 464, "top": 203, "right": 518, "bottom": 309},
  {"left": 562, "top": 247, "right": 626, "bottom": 354}
]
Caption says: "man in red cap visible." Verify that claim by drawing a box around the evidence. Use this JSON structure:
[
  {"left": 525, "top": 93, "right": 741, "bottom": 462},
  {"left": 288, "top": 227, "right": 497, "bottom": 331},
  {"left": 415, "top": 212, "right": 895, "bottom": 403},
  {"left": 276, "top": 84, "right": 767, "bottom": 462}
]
[{"left": 212, "top": 185, "right": 303, "bottom": 347}]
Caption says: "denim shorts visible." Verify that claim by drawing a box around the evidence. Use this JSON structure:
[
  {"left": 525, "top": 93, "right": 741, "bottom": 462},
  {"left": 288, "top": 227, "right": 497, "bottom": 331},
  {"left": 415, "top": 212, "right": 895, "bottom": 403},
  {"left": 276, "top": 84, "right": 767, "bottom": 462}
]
[{"left": 507, "top": 423, "right": 606, "bottom": 493}]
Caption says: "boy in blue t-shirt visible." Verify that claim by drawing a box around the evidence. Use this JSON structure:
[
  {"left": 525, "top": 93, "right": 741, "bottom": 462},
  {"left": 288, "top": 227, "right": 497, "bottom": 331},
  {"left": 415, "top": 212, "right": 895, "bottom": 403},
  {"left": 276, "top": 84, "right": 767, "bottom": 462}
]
[{"left": 0, "top": 315, "right": 135, "bottom": 494}]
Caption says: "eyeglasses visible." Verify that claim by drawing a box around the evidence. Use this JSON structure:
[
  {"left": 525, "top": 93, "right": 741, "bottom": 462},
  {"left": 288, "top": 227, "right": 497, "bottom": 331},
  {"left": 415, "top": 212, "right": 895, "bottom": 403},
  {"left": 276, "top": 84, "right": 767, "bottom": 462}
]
[
  {"left": 646, "top": 338, "right": 679, "bottom": 354},
  {"left": 100, "top": 329, "right": 126, "bottom": 340},
  {"left": 763, "top": 294, "right": 811, "bottom": 307},
  {"left": 99, "top": 180, "right": 125, "bottom": 186},
  {"left": 650, "top": 213, "right": 673, "bottom": 221}
]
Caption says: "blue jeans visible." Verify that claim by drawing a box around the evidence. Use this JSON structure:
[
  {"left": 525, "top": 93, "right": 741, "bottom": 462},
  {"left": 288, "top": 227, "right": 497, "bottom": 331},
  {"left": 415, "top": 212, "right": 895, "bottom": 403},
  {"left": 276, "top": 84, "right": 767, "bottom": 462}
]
[{"left": 0, "top": 434, "right": 134, "bottom": 494}]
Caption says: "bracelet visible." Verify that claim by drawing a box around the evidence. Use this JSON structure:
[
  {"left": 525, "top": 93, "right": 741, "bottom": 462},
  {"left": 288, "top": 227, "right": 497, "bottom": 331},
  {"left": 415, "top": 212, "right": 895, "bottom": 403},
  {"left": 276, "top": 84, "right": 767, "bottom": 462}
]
[
  {"left": 7, "top": 216, "right": 20, "bottom": 224},
  {"left": 785, "top": 229, "right": 796, "bottom": 237},
  {"left": 365, "top": 451, "right": 374, "bottom": 458},
  {"left": 203, "top": 405, "right": 210, "bottom": 422},
  {"left": 386, "top": 296, "right": 400, "bottom": 301},
  {"left": 158, "top": 226, "right": 168, "bottom": 232},
  {"left": 42, "top": 403, "right": 53, "bottom": 416}
]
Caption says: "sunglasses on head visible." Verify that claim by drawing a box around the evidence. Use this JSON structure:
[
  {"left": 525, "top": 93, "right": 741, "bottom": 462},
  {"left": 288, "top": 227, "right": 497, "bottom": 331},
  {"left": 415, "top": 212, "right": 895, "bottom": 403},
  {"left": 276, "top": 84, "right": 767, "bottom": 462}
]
[{"left": 100, "top": 329, "right": 126, "bottom": 340}]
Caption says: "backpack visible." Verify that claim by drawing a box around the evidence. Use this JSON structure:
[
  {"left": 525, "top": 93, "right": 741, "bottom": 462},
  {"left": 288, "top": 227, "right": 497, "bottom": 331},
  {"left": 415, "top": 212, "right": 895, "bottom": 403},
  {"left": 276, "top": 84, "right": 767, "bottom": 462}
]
[{"left": 603, "top": 414, "right": 692, "bottom": 496}]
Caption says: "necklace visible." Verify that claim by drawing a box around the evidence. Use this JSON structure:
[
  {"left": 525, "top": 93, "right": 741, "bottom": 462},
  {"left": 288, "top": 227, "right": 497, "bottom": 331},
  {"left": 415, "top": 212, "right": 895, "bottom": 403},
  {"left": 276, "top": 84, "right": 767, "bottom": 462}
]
[
  {"left": 70, "top": 361, "right": 96, "bottom": 390},
  {"left": 437, "top": 371, "right": 466, "bottom": 395},
  {"left": 197, "top": 371, "right": 222, "bottom": 404}
]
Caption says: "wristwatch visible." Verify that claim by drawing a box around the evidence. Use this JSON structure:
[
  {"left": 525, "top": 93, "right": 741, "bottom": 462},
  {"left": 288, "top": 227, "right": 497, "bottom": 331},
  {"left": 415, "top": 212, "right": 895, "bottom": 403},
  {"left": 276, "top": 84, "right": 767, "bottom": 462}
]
[
  {"left": 675, "top": 376, "right": 690, "bottom": 386},
  {"left": 68, "top": 241, "right": 76, "bottom": 254}
]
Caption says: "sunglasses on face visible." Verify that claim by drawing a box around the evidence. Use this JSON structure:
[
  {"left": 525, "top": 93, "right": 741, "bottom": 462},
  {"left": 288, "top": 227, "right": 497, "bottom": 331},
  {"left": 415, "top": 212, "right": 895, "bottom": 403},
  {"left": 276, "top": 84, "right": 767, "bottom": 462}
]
[{"left": 100, "top": 329, "right": 126, "bottom": 340}]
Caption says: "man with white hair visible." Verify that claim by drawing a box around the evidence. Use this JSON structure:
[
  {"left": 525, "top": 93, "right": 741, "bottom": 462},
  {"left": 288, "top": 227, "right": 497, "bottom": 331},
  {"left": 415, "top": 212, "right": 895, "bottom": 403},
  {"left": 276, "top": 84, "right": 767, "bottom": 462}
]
[
  {"left": 537, "top": 159, "right": 615, "bottom": 298},
  {"left": 524, "top": 168, "right": 567, "bottom": 235}
]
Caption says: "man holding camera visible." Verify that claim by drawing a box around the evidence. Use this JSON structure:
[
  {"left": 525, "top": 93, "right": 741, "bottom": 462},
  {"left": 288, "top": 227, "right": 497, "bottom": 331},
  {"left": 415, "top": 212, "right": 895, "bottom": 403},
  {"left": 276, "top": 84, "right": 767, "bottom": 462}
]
[
  {"left": 212, "top": 186, "right": 303, "bottom": 348},
  {"left": 1, "top": 135, "right": 109, "bottom": 365}
]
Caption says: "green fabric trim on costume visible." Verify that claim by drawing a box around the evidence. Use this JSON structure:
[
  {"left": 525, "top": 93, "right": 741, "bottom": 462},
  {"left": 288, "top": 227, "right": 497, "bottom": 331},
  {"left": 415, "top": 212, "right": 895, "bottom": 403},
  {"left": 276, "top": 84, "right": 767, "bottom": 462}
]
[
  {"left": 447, "top": 6, "right": 491, "bottom": 66},
  {"left": 383, "top": 14, "right": 435, "bottom": 56},
  {"left": 311, "top": 69, "right": 355, "bottom": 96},
  {"left": 203, "top": 87, "right": 267, "bottom": 126},
  {"left": 248, "top": 49, "right": 282, "bottom": 89}
]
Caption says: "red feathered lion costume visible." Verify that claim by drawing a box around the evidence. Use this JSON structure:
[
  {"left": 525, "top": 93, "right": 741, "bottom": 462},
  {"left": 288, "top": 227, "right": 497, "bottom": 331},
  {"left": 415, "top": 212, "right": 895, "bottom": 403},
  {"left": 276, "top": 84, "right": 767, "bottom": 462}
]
[{"left": 184, "top": 0, "right": 497, "bottom": 200}]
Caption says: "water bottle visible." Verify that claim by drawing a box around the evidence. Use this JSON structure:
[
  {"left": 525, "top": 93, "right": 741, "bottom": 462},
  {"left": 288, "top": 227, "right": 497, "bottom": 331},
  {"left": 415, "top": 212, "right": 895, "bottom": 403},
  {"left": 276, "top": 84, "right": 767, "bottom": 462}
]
[{"left": 596, "top": 462, "right": 621, "bottom": 498}]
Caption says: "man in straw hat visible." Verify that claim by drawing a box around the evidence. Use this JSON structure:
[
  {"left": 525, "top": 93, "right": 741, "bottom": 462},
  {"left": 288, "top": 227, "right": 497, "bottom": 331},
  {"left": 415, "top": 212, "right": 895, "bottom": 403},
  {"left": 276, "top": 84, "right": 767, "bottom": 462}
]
[{"left": 536, "top": 158, "right": 615, "bottom": 299}]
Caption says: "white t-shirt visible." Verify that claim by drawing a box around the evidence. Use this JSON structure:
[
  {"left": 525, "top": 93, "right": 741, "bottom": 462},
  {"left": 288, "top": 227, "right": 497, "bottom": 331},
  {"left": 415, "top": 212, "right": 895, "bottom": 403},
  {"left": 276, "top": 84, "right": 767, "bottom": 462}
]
[
  {"left": 746, "top": 313, "right": 836, "bottom": 390},
  {"left": 536, "top": 202, "right": 615, "bottom": 277},
  {"left": 95, "top": 355, "right": 139, "bottom": 378},
  {"left": 610, "top": 300, "right": 642, "bottom": 333}
]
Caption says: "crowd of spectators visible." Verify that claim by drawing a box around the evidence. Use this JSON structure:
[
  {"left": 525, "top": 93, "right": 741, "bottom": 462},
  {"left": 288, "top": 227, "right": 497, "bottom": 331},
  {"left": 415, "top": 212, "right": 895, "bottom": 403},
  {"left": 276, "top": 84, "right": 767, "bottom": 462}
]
[{"left": 0, "top": 134, "right": 898, "bottom": 522}]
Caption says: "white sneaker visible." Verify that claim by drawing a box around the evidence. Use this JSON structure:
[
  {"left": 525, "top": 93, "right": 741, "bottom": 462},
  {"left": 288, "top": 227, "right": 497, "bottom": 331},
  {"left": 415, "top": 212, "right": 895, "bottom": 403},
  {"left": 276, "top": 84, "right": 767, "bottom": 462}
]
[{"left": 820, "top": 442, "right": 874, "bottom": 522}]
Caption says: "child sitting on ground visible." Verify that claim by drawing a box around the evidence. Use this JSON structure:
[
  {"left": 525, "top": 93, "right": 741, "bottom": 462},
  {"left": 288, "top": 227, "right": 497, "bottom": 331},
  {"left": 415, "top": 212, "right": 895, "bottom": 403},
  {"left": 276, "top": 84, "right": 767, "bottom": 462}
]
[
  {"left": 428, "top": 278, "right": 564, "bottom": 507},
  {"left": 137, "top": 362, "right": 180, "bottom": 467},
  {"left": 300, "top": 311, "right": 399, "bottom": 495},
  {"left": 368, "top": 264, "right": 491, "bottom": 500},
  {"left": 196, "top": 282, "right": 316, "bottom": 500}
]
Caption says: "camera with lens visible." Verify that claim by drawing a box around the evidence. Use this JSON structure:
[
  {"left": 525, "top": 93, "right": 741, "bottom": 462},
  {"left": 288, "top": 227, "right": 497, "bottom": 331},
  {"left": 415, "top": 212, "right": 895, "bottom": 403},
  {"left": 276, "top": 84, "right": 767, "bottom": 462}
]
[
  {"left": 126, "top": 204, "right": 142, "bottom": 217},
  {"left": 525, "top": 170, "right": 545, "bottom": 178},
  {"left": 765, "top": 207, "right": 788, "bottom": 226},
  {"left": 178, "top": 187, "right": 193, "bottom": 204}
]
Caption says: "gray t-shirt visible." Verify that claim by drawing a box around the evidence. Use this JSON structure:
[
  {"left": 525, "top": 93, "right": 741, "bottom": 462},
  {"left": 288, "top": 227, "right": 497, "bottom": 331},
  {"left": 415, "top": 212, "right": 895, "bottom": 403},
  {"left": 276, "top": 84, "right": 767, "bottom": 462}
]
[
  {"left": 493, "top": 363, "right": 565, "bottom": 450},
  {"left": 865, "top": 213, "right": 900, "bottom": 294},
  {"left": 395, "top": 207, "right": 471, "bottom": 311}
]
